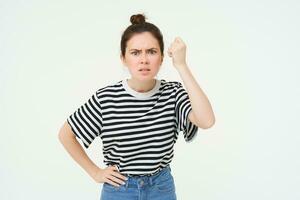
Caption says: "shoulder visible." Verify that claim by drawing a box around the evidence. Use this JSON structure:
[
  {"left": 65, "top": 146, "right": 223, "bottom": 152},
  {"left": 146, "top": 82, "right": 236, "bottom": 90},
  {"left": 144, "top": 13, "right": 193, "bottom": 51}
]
[
  {"left": 95, "top": 80, "right": 123, "bottom": 96},
  {"left": 160, "top": 79, "right": 182, "bottom": 89},
  {"left": 160, "top": 79, "right": 183, "bottom": 95}
]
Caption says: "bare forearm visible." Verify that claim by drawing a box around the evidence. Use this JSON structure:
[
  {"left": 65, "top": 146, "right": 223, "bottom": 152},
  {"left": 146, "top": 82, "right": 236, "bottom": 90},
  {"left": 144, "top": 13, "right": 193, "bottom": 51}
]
[
  {"left": 176, "top": 64, "right": 215, "bottom": 126},
  {"left": 59, "top": 134, "right": 100, "bottom": 179}
]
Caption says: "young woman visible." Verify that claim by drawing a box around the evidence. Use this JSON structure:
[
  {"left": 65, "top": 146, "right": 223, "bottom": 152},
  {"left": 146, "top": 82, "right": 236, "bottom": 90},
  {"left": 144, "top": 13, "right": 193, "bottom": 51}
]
[{"left": 58, "top": 13, "right": 215, "bottom": 200}]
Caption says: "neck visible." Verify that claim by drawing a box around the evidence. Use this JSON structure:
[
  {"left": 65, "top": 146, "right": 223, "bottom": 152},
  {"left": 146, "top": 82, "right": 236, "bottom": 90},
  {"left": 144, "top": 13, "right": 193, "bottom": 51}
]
[{"left": 127, "top": 78, "right": 156, "bottom": 93}]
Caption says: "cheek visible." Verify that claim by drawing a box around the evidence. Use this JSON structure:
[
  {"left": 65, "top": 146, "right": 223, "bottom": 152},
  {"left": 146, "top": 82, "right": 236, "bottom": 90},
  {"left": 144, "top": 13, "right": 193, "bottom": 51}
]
[
  {"left": 150, "top": 56, "right": 162, "bottom": 66},
  {"left": 126, "top": 57, "right": 139, "bottom": 66}
]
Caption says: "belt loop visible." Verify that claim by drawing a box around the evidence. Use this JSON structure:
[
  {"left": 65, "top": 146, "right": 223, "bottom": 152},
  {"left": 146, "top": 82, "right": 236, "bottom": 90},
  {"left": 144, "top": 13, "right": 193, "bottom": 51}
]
[
  {"left": 149, "top": 175, "right": 153, "bottom": 186},
  {"left": 125, "top": 176, "right": 129, "bottom": 188}
]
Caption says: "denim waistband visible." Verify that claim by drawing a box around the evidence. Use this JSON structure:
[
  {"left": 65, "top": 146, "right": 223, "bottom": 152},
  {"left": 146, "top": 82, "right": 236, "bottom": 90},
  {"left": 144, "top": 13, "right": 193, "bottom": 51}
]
[
  {"left": 122, "top": 165, "right": 171, "bottom": 178},
  {"left": 121, "top": 165, "right": 172, "bottom": 188}
]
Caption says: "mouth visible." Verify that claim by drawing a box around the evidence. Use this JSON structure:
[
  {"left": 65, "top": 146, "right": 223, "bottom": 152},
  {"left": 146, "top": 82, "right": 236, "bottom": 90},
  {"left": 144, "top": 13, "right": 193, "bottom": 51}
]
[{"left": 139, "top": 68, "right": 151, "bottom": 72}]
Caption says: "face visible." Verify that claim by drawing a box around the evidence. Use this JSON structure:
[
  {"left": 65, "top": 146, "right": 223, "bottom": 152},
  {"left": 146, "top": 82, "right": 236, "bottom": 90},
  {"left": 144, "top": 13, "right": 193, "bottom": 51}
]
[{"left": 121, "top": 32, "right": 163, "bottom": 81}]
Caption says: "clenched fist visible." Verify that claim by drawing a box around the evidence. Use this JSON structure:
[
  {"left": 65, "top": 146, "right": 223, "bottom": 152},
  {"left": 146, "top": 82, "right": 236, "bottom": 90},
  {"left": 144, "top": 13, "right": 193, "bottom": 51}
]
[{"left": 167, "top": 37, "right": 188, "bottom": 68}]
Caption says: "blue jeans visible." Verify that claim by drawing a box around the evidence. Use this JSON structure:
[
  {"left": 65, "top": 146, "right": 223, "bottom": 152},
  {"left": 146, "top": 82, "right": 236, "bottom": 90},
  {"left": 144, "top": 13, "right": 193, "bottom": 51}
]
[{"left": 100, "top": 165, "right": 177, "bottom": 200}]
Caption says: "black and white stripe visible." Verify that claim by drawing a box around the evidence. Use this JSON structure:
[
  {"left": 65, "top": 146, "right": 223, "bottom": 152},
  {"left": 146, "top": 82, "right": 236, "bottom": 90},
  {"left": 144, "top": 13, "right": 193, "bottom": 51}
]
[{"left": 67, "top": 79, "right": 198, "bottom": 176}]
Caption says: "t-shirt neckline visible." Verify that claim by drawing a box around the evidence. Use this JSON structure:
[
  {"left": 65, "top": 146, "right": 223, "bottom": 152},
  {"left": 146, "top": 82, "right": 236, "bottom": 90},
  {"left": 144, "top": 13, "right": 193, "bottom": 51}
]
[{"left": 122, "top": 78, "right": 161, "bottom": 99}]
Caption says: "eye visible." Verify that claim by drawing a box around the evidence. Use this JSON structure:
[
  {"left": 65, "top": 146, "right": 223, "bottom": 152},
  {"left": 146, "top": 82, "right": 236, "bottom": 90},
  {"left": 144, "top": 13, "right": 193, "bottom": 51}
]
[
  {"left": 149, "top": 50, "right": 157, "bottom": 54},
  {"left": 131, "top": 51, "right": 138, "bottom": 55}
]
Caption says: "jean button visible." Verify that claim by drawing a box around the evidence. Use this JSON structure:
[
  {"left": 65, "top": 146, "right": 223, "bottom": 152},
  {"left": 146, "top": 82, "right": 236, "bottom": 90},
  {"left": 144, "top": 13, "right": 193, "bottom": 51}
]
[{"left": 140, "top": 180, "right": 144, "bottom": 186}]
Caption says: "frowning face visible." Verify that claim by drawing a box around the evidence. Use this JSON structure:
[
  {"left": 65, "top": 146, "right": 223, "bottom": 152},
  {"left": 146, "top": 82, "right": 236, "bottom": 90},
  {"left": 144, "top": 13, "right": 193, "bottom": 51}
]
[{"left": 121, "top": 32, "right": 163, "bottom": 81}]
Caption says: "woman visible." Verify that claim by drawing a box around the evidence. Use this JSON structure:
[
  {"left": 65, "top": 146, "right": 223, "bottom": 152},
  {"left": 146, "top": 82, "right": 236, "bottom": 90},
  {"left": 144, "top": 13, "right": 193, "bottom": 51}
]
[{"left": 58, "top": 13, "right": 215, "bottom": 200}]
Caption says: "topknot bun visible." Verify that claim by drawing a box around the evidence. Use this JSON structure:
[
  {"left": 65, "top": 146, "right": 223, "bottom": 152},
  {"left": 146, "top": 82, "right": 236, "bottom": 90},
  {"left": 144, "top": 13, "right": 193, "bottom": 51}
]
[{"left": 130, "top": 14, "right": 146, "bottom": 25}]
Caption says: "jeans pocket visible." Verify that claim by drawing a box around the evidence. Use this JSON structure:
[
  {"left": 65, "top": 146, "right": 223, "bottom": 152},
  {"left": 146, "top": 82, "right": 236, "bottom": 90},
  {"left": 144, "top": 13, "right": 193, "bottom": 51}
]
[{"left": 154, "top": 176, "right": 175, "bottom": 193}]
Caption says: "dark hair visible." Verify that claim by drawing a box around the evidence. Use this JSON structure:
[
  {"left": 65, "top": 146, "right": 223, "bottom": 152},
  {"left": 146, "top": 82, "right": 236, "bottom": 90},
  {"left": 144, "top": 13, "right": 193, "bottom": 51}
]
[{"left": 120, "top": 13, "right": 164, "bottom": 57}]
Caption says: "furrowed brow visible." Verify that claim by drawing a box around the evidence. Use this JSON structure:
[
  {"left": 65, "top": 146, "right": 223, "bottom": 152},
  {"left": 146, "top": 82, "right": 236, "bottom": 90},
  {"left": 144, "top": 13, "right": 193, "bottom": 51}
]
[{"left": 129, "top": 48, "right": 158, "bottom": 51}]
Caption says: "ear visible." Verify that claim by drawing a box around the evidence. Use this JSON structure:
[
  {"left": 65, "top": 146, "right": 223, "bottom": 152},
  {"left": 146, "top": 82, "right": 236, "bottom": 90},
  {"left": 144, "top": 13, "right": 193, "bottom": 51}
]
[{"left": 120, "top": 54, "right": 126, "bottom": 66}]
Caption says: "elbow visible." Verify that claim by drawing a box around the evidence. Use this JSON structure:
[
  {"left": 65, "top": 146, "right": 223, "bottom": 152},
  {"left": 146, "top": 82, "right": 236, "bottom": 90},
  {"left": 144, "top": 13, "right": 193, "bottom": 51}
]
[{"left": 201, "top": 117, "right": 215, "bottom": 129}]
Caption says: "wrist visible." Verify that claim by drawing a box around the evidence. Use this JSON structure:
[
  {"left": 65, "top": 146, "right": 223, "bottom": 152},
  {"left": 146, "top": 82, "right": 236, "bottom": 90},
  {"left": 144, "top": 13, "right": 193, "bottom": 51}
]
[{"left": 88, "top": 165, "right": 101, "bottom": 179}]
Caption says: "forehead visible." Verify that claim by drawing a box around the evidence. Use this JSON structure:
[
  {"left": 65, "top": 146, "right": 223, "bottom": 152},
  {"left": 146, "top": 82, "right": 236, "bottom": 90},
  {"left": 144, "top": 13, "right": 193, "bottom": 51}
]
[{"left": 126, "top": 32, "right": 160, "bottom": 49}]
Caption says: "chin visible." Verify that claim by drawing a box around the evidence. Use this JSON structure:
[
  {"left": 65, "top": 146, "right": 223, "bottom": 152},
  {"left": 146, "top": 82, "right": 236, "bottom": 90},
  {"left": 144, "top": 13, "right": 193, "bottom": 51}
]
[
  {"left": 133, "top": 75, "right": 153, "bottom": 80},
  {"left": 140, "top": 76, "right": 156, "bottom": 81}
]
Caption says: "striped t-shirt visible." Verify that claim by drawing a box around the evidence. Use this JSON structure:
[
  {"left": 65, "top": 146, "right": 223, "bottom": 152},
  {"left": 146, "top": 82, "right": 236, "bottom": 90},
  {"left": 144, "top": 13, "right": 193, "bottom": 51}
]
[{"left": 67, "top": 78, "right": 198, "bottom": 176}]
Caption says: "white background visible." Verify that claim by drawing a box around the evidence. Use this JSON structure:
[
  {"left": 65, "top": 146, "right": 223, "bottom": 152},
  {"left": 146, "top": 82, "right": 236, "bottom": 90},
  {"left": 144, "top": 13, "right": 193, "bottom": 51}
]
[{"left": 1, "top": 0, "right": 299, "bottom": 199}]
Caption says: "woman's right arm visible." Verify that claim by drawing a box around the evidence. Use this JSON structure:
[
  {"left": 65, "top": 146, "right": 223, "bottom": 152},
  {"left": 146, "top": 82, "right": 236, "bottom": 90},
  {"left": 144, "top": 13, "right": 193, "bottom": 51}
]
[
  {"left": 58, "top": 121, "right": 127, "bottom": 186},
  {"left": 58, "top": 121, "right": 100, "bottom": 179}
]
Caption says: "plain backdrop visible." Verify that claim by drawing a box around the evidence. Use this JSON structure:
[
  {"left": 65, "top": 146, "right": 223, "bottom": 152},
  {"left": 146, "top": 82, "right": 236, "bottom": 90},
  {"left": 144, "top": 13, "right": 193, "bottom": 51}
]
[{"left": 1, "top": 0, "right": 299, "bottom": 199}]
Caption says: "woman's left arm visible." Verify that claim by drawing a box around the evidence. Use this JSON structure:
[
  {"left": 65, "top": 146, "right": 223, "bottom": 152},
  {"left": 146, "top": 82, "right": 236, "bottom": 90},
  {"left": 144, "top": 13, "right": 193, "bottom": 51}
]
[
  {"left": 168, "top": 37, "right": 215, "bottom": 129},
  {"left": 176, "top": 65, "right": 215, "bottom": 129}
]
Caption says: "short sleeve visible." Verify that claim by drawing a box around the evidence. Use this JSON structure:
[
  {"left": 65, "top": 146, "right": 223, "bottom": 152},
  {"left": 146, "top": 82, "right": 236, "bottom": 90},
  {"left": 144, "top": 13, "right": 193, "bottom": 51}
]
[
  {"left": 175, "top": 82, "right": 198, "bottom": 142},
  {"left": 67, "top": 91, "right": 103, "bottom": 149}
]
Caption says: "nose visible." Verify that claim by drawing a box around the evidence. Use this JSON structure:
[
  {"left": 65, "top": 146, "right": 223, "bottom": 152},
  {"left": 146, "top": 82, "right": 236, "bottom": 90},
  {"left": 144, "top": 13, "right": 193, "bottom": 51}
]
[{"left": 140, "top": 52, "right": 149, "bottom": 64}]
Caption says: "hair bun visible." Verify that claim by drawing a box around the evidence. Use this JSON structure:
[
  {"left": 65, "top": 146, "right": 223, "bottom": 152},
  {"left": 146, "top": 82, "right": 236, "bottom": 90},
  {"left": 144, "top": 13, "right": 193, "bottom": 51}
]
[{"left": 130, "top": 14, "right": 146, "bottom": 25}]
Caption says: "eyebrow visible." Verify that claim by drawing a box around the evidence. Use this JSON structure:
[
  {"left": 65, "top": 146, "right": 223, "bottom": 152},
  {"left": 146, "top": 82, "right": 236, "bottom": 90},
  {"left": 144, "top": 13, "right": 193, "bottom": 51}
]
[{"left": 129, "top": 48, "right": 158, "bottom": 51}]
